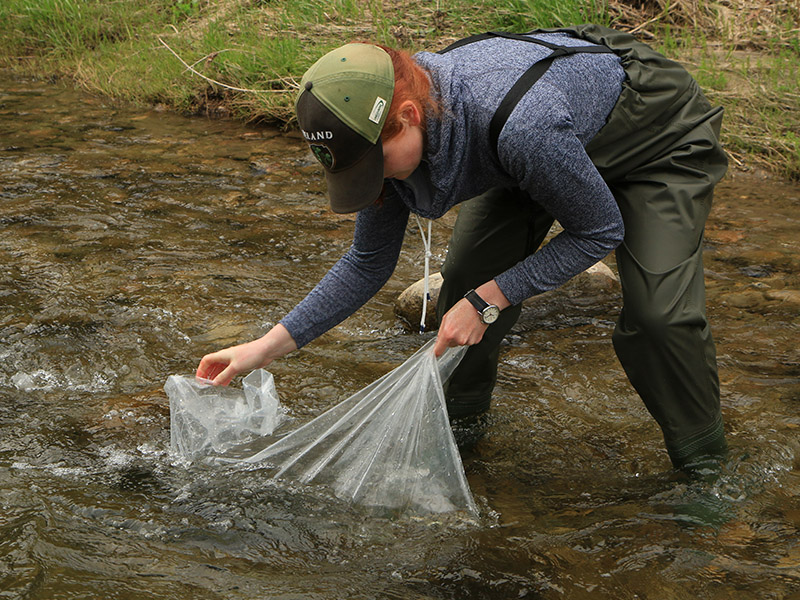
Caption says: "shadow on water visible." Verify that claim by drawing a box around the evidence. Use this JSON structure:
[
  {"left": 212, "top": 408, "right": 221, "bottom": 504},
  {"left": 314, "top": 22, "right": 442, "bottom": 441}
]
[{"left": 2, "top": 73, "right": 800, "bottom": 598}]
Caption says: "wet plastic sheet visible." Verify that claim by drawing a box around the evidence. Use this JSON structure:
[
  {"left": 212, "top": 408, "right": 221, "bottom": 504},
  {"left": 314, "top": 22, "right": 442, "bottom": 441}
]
[
  {"left": 241, "top": 340, "right": 476, "bottom": 515},
  {"left": 166, "top": 340, "right": 477, "bottom": 516},
  {"left": 166, "top": 369, "right": 282, "bottom": 459}
]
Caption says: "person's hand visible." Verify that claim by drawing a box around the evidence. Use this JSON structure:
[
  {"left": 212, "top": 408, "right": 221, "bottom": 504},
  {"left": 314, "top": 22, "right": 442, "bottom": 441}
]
[
  {"left": 196, "top": 324, "right": 297, "bottom": 386},
  {"left": 433, "top": 298, "right": 488, "bottom": 357},
  {"left": 433, "top": 281, "right": 511, "bottom": 357},
  {"left": 196, "top": 339, "right": 271, "bottom": 386}
]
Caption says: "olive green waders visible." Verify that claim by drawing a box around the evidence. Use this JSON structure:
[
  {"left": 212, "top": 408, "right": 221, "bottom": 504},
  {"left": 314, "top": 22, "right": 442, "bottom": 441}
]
[{"left": 438, "top": 25, "right": 729, "bottom": 468}]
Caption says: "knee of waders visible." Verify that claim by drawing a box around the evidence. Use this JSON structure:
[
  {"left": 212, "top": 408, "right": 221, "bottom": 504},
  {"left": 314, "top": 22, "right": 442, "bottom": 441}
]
[{"left": 614, "top": 304, "right": 674, "bottom": 347}]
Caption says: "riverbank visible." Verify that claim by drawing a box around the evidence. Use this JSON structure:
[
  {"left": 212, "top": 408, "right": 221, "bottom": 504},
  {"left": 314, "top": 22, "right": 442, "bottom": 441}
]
[{"left": 1, "top": 0, "right": 798, "bottom": 178}]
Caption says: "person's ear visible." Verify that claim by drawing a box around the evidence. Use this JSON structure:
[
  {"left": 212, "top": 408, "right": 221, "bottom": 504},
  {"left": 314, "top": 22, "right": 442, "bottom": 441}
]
[{"left": 399, "top": 101, "right": 422, "bottom": 127}]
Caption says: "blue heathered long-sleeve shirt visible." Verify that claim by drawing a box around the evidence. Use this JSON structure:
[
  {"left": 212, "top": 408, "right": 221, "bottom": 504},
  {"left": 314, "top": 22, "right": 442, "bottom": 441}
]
[{"left": 281, "top": 32, "right": 627, "bottom": 348}]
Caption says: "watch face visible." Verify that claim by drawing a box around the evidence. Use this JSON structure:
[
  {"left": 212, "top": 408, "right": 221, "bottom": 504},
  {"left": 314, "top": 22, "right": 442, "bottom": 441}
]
[{"left": 482, "top": 305, "right": 500, "bottom": 324}]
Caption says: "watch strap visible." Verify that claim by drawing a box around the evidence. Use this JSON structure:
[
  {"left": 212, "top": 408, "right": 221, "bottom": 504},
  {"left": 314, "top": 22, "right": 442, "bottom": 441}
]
[{"left": 464, "top": 289, "right": 489, "bottom": 312}]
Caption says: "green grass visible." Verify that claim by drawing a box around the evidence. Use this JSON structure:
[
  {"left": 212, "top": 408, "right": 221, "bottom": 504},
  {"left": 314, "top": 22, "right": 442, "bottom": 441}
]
[
  {"left": 654, "top": 21, "right": 800, "bottom": 179},
  {"left": 1, "top": 0, "right": 798, "bottom": 178}
]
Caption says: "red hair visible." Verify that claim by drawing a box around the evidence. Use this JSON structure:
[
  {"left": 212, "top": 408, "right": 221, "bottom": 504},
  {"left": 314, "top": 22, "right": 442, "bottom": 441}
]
[{"left": 371, "top": 44, "right": 438, "bottom": 141}]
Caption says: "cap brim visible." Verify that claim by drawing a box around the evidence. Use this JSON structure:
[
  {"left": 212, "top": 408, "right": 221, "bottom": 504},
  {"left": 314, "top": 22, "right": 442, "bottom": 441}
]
[{"left": 324, "top": 138, "right": 385, "bottom": 214}]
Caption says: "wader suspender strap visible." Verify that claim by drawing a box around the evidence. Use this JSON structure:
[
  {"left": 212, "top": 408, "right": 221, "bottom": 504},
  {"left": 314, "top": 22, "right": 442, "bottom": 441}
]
[{"left": 438, "top": 31, "right": 614, "bottom": 161}]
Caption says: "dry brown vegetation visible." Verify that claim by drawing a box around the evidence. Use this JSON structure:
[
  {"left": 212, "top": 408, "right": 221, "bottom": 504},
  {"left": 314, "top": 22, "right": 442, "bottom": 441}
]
[{"left": 610, "top": 0, "right": 799, "bottom": 48}]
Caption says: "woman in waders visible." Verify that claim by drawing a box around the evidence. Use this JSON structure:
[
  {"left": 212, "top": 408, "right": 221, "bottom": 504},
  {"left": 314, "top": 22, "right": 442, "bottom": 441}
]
[{"left": 196, "top": 25, "right": 729, "bottom": 470}]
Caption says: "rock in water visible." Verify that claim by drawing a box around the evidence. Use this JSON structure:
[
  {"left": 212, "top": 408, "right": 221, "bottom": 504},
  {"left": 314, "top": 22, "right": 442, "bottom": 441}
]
[
  {"left": 395, "top": 272, "right": 443, "bottom": 332},
  {"left": 560, "top": 261, "right": 620, "bottom": 298},
  {"left": 765, "top": 288, "right": 800, "bottom": 306},
  {"left": 394, "top": 262, "right": 621, "bottom": 332}
]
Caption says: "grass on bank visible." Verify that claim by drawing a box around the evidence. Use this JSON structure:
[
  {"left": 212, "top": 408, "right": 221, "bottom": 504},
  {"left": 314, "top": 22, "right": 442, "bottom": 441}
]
[{"left": 0, "top": 0, "right": 798, "bottom": 179}]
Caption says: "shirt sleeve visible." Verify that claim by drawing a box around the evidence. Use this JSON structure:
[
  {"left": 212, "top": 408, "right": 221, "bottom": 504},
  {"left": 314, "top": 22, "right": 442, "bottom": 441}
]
[
  {"left": 280, "top": 191, "right": 410, "bottom": 348},
  {"left": 493, "top": 84, "right": 625, "bottom": 306}
]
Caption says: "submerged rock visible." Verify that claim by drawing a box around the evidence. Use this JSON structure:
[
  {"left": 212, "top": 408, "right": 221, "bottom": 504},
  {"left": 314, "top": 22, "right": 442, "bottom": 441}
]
[
  {"left": 718, "top": 286, "right": 800, "bottom": 312},
  {"left": 765, "top": 289, "right": 800, "bottom": 306},
  {"left": 722, "top": 290, "right": 765, "bottom": 310},
  {"left": 394, "top": 262, "right": 621, "bottom": 332},
  {"left": 550, "top": 261, "right": 620, "bottom": 298},
  {"left": 395, "top": 272, "right": 443, "bottom": 332}
]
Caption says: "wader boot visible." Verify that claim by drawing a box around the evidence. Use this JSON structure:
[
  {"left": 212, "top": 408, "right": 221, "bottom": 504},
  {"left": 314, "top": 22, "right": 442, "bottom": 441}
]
[{"left": 438, "top": 25, "right": 729, "bottom": 468}]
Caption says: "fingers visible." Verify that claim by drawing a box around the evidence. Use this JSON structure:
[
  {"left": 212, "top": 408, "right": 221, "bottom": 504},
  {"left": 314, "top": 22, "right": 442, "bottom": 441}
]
[
  {"left": 212, "top": 364, "right": 237, "bottom": 387},
  {"left": 434, "top": 300, "right": 489, "bottom": 357},
  {"left": 196, "top": 358, "right": 237, "bottom": 386},
  {"left": 434, "top": 329, "right": 471, "bottom": 357},
  {"left": 196, "top": 356, "right": 221, "bottom": 381},
  {"left": 196, "top": 351, "right": 235, "bottom": 384},
  {"left": 433, "top": 334, "right": 449, "bottom": 357},
  {"left": 433, "top": 320, "right": 466, "bottom": 357}
]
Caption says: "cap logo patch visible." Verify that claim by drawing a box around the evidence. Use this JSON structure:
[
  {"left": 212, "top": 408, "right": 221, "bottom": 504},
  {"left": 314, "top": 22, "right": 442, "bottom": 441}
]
[
  {"left": 368, "top": 96, "right": 387, "bottom": 124},
  {"left": 302, "top": 129, "right": 333, "bottom": 141},
  {"left": 310, "top": 144, "right": 334, "bottom": 169}
]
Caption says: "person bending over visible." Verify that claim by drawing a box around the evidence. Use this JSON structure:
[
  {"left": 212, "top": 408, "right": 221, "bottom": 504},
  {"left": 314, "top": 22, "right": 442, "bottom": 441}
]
[{"left": 197, "top": 25, "right": 729, "bottom": 470}]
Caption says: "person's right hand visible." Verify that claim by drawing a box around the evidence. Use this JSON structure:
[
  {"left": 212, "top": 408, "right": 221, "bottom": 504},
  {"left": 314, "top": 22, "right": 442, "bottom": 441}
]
[
  {"left": 196, "top": 339, "right": 271, "bottom": 386},
  {"left": 196, "top": 324, "right": 297, "bottom": 386}
]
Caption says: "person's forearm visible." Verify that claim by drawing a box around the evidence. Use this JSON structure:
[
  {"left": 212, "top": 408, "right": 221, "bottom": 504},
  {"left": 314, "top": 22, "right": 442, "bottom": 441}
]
[
  {"left": 476, "top": 280, "right": 512, "bottom": 310},
  {"left": 280, "top": 197, "right": 410, "bottom": 348},
  {"left": 256, "top": 323, "right": 298, "bottom": 364},
  {"left": 196, "top": 323, "right": 299, "bottom": 385}
]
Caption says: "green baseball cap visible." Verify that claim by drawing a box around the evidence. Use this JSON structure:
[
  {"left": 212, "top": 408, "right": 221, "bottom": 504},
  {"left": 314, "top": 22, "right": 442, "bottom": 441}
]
[{"left": 295, "top": 43, "right": 394, "bottom": 213}]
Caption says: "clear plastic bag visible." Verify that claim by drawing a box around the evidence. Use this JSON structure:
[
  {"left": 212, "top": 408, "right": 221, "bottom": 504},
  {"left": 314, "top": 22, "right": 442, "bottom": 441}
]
[
  {"left": 240, "top": 340, "right": 476, "bottom": 515},
  {"left": 166, "top": 369, "right": 282, "bottom": 459},
  {"left": 166, "top": 340, "right": 477, "bottom": 516}
]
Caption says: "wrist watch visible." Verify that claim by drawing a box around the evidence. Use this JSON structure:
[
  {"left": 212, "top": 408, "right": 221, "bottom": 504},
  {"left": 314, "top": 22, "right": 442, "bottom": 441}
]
[{"left": 464, "top": 289, "right": 500, "bottom": 324}]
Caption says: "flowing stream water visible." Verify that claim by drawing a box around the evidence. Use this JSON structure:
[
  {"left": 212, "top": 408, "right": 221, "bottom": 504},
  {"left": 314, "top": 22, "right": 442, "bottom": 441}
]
[{"left": 1, "top": 73, "right": 799, "bottom": 599}]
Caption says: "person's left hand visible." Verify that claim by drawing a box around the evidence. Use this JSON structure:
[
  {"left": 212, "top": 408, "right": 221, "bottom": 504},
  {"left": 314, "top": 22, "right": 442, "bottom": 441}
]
[
  {"left": 433, "top": 281, "right": 511, "bottom": 357},
  {"left": 433, "top": 298, "right": 488, "bottom": 357}
]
